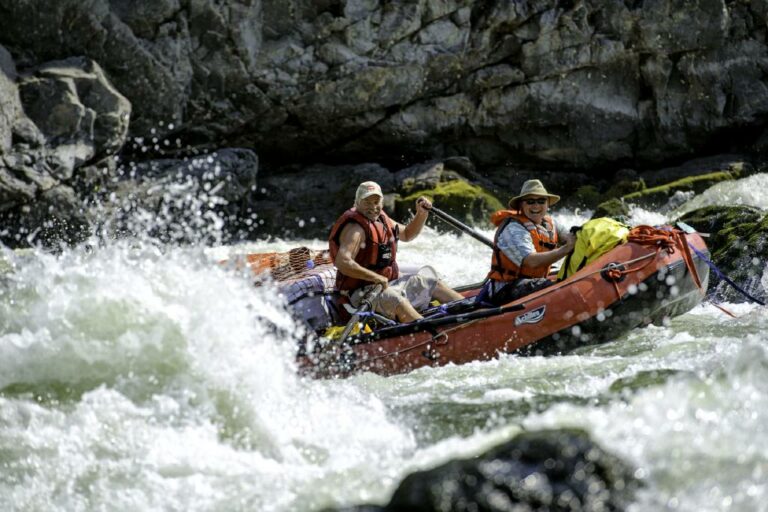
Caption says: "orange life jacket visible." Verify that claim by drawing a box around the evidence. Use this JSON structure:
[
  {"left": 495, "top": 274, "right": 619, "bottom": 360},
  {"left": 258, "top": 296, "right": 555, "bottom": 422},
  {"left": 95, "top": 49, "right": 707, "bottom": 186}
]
[
  {"left": 487, "top": 210, "right": 558, "bottom": 281},
  {"left": 328, "top": 208, "right": 400, "bottom": 291}
]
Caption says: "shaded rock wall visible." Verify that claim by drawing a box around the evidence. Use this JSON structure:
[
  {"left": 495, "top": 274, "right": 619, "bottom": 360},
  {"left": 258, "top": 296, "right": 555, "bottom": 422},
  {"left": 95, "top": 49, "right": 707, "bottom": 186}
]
[
  {"left": 0, "top": 49, "right": 130, "bottom": 246},
  {"left": 2, "top": 1, "right": 768, "bottom": 249},
  {"left": 2, "top": 0, "right": 768, "bottom": 169}
]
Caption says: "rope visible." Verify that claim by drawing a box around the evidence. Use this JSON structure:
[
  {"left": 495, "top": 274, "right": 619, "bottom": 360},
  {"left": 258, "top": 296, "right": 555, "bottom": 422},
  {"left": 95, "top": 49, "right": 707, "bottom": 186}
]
[
  {"left": 687, "top": 243, "right": 766, "bottom": 306},
  {"left": 627, "top": 225, "right": 765, "bottom": 309}
]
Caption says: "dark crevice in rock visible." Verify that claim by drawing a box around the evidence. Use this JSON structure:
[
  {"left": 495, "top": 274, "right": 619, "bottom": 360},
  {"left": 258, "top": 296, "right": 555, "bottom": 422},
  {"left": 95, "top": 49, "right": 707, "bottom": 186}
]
[
  {"left": 152, "top": 9, "right": 186, "bottom": 41},
  {"left": 637, "top": 53, "right": 655, "bottom": 102},
  {"left": 623, "top": 0, "right": 644, "bottom": 10}
]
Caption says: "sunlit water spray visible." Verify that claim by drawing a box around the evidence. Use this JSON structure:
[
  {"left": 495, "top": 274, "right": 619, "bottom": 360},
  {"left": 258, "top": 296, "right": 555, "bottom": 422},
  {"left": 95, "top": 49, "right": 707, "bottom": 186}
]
[{"left": 1, "top": 170, "right": 767, "bottom": 511}]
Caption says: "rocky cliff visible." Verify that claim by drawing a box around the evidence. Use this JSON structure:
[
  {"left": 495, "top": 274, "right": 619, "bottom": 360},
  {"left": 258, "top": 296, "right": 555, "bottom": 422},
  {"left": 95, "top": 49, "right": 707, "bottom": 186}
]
[{"left": 1, "top": 0, "right": 768, "bottom": 245}]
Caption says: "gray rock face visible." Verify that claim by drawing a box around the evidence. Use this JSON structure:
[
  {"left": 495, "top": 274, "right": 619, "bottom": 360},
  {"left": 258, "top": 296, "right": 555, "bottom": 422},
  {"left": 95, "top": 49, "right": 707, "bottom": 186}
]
[
  {"left": 18, "top": 57, "right": 131, "bottom": 173},
  {"left": 0, "top": 52, "right": 130, "bottom": 247},
  {"left": 2, "top": 0, "right": 767, "bottom": 169},
  {"left": 0, "top": 45, "right": 19, "bottom": 153}
]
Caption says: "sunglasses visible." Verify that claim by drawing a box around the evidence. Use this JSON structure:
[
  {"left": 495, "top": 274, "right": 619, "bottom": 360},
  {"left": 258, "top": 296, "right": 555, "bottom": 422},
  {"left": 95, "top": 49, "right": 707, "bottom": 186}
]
[{"left": 523, "top": 198, "right": 548, "bottom": 205}]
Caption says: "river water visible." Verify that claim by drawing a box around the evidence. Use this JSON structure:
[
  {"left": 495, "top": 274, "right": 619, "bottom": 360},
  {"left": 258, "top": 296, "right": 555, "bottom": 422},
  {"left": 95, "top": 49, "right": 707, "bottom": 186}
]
[{"left": 1, "top": 174, "right": 767, "bottom": 511}]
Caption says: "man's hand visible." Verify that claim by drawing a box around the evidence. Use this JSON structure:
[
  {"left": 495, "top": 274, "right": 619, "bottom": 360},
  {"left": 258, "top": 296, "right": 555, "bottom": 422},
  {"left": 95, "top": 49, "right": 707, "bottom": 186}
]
[
  {"left": 415, "top": 196, "right": 432, "bottom": 214},
  {"left": 561, "top": 233, "right": 576, "bottom": 253},
  {"left": 371, "top": 273, "right": 389, "bottom": 289}
]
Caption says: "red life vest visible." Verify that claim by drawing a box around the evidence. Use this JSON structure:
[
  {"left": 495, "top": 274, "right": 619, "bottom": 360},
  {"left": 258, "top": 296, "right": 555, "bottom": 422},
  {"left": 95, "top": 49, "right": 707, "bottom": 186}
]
[
  {"left": 487, "top": 210, "right": 558, "bottom": 281},
  {"left": 328, "top": 208, "right": 400, "bottom": 291}
]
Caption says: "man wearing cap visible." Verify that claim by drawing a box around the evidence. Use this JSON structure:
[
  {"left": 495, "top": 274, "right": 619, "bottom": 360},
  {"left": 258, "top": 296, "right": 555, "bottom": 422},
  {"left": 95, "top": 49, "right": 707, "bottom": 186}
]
[
  {"left": 480, "top": 179, "right": 576, "bottom": 305},
  {"left": 329, "top": 181, "right": 463, "bottom": 322}
]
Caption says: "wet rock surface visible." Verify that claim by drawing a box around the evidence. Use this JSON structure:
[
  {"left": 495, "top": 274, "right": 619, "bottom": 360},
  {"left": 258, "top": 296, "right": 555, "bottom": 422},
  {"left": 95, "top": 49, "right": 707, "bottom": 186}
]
[
  {"left": 679, "top": 205, "right": 768, "bottom": 304},
  {"left": 0, "top": 2, "right": 766, "bottom": 295},
  {"left": 329, "top": 429, "right": 639, "bottom": 512}
]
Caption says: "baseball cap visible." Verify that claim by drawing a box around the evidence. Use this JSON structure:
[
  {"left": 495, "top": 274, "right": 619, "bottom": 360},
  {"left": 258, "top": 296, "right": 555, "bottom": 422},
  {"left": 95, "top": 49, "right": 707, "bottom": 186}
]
[{"left": 355, "top": 181, "right": 383, "bottom": 202}]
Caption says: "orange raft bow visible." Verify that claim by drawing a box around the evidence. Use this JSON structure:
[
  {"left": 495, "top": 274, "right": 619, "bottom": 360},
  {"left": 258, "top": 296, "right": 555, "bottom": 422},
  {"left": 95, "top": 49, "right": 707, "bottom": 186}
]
[
  {"left": 596, "top": 225, "right": 706, "bottom": 301},
  {"left": 221, "top": 247, "right": 333, "bottom": 281}
]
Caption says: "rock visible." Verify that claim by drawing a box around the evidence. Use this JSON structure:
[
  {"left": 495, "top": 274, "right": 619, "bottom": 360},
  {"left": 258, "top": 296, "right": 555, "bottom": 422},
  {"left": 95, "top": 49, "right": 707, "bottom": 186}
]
[
  {"left": 253, "top": 162, "right": 396, "bottom": 239},
  {"left": 18, "top": 57, "right": 131, "bottom": 166},
  {"left": 3, "top": 2, "right": 768, "bottom": 246},
  {"left": 0, "top": 44, "right": 19, "bottom": 153},
  {"left": 3, "top": 1, "right": 768, "bottom": 170},
  {"left": 677, "top": 205, "right": 767, "bottom": 304},
  {"left": 102, "top": 148, "right": 259, "bottom": 244},
  {"left": 0, "top": 51, "right": 130, "bottom": 248},
  {"left": 0, "top": 185, "right": 90, "bottom": 248},
  {"left": 393, "top": 161, "right": 503, "bottom": 228},
  {"left": 590, "top": 155, "right": 759, "bottom": 214},
  {"left": 591, "top": 198, "right": 631, "bottom": 222},
  {"left": 331, "top": 429, "right": 639, "bottom": 512}
]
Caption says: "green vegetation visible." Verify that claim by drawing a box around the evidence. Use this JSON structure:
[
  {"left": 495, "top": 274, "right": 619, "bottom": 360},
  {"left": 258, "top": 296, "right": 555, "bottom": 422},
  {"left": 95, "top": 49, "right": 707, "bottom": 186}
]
[
  {"left": 395, "top": 179, "right": 504, "bottom": 227},
  {"left": 591, "top": 198, "right": 631, "bottom": 221},
  {"left": 679, "top": 205, "right": 767, "bottom": 263},
  {"left": 622, "top": 171, "right": 738, "bottom": 207}
]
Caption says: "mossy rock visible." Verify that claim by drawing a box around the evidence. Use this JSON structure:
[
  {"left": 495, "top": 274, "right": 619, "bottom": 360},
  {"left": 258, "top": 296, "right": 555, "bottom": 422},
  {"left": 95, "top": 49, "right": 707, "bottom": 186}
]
[
  {"left": 566, "top": 185, "right": 602, "bottom": 209},
  {"left": 678, "top": 205, "right": 768, "bottom": 303},
  {"left": 562, "top": 180, "right": 645, "bottom": 211},
  {"left": 603, "top": 179, "right": 646, "bottom": 201},
  {"left": 394, "top": 179, "right": 504, "bottom": 228},
  {"left": 591, "top": 198, "right": 631, "bottom": 221},
  {"left": 621, "top": 170, "right": 739, "bottom": 208}
]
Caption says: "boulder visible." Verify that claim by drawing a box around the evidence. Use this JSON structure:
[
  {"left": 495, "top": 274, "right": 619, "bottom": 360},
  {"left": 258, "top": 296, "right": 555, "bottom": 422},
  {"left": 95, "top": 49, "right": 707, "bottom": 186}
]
[
  {"left": 392, "top": 160, "right": 504, "bottom": 228},
  {"left": 591, "top": 155, "right": 759, "bottom": 215},
  {"left": 678, "top": 205, "right": 767, "bottom": 304},
  {"left": 332, "top": 429, "right": 639, "bottom": 512}
]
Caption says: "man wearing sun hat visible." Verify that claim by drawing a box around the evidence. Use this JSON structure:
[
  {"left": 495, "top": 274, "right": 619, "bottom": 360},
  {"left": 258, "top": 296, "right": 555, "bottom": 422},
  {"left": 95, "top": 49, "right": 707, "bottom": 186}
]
[
  {"left": 479, "top": 179, "right": 576, "bottom": 306},
  {"left": 329, "top": 181, "right": 463, "bottom": 322}
]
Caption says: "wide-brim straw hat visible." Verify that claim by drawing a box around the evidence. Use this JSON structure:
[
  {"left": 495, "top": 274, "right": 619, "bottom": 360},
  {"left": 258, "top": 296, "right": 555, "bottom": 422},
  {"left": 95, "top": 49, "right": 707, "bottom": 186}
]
[{"left": 508, "top": 179, "right": 560, "bottom": 208}]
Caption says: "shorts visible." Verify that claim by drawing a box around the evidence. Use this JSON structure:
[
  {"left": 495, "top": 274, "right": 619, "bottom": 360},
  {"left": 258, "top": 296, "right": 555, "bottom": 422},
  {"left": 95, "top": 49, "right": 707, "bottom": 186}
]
[{"left": 350, "top": 266, "right": 439, "bottom": 319}]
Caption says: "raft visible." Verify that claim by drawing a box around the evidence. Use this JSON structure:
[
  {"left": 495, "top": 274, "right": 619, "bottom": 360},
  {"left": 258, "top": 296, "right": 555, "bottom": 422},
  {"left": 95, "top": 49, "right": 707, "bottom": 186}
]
[{"left": 231, "top": 224, "right": 710, "bottom": 378}]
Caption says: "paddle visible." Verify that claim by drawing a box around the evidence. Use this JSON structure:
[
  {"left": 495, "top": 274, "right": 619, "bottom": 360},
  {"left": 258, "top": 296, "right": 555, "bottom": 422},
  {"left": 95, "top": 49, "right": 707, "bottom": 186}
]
[
  {"left": 427, "top": 205, "right": 494, "bottom": 249},
  {"left": 353, "top": 301, "right": 527, "bottom": 342},
  {"left": 335, "top": 284, "right": 383, "bottom": 345}
]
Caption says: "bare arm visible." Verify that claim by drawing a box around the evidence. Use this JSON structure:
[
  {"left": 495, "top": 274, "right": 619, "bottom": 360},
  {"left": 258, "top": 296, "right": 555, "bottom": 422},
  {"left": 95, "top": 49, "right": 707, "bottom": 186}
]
[
  {"left": 399, "top": 196, "right": 431, "bottom": 242},
  {"left": 520, "top": 233, "right": 576, "bottom": 273},
  {"left": 334, "top": 223, "right": 389, "bottom": 288}
]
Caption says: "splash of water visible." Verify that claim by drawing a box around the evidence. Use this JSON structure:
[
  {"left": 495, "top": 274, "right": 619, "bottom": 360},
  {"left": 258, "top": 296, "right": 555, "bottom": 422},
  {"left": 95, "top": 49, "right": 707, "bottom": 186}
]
[{"left": 0, "top": 242, "right": 417, "bottom": 511}]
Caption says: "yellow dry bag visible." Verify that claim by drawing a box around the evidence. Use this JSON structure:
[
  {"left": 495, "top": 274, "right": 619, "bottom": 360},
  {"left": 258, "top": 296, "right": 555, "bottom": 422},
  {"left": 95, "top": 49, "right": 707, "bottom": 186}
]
[{"left": 557, "top": 217, "right": 630, "bottom": 280}]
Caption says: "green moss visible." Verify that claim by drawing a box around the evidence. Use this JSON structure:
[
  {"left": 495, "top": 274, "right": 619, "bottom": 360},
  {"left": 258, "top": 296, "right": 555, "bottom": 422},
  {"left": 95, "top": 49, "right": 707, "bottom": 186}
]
[
  {"left": 622, "top": 171, "right": 737, "bottom": 206},
  {"left": 395, "top": 179, "right": 504, "bottom": 227},
  {"left": 679, "top": 205, "right": 764, "bottom": 261},
  {"left": 603, "top": 179, "right": 646, "bottom": 201},
  {"left": 678, "top": 205, "right": 767, "bottom": 301},
  {"left": 591, "top": 198, "right": 631, "bottom": 221},
  {"left": 569, "top": 185, "right": 602, "bottom": 208}
]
